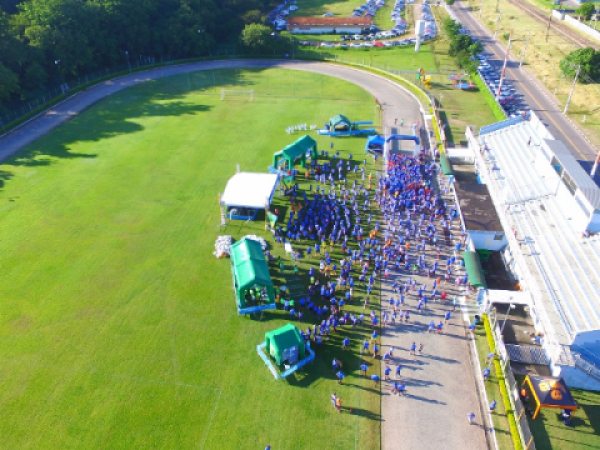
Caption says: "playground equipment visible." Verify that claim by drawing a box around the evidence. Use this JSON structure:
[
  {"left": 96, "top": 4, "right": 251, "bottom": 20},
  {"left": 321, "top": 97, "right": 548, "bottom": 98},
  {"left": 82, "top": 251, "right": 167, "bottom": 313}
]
[
  {"left": 256, "top": 323, "right": 316, "bottom": 380},
  {"left": 230, "top": 238, "right": 276, "bottom": 315},
  {"left": 318, "top": 114, "right": 375, "bottom": 136},
  {"left": 448, "top": 73, "right": 469, "bottom": 81},
  {"left": 452, "top": 79, "right": 476, "bottom": 90},
  {"left": 416, "top": 68, "right": 431, "bottom": 89}
]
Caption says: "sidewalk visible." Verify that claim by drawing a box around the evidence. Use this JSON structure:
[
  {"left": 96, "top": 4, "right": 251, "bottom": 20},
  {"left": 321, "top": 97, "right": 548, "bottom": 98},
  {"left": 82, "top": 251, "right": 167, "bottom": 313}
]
[{"left": 377, "top": 156, "right": 488, "bottom": 450}]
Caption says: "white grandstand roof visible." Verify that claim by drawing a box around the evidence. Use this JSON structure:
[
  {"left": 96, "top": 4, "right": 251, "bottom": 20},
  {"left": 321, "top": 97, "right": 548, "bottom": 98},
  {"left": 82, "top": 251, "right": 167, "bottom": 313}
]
[
  {"left": 542, "top": 139, "right": 600, "bottom": 209},
  {"left": 477, "top": 119, "right": 600, "bottom": 344}
]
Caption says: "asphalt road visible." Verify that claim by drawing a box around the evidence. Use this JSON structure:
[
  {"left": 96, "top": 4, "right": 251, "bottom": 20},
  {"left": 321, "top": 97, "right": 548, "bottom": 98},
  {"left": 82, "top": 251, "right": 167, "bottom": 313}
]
[
  {"left": 0, "top": 58, "right": 489, "bottom": 449},
  {"left": 0, "top": 59, "right": 428, "bottom": 162},
  {"left": 450, "top": 0, "right": 599, "bottom": 167}
]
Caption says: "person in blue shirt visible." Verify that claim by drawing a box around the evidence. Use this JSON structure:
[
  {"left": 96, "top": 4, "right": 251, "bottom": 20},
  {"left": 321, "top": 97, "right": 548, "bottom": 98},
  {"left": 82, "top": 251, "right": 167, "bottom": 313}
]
[
  {"left": 483, "top": 368, "right": 491, "bottom": 381},
  {"left": 360, "top": 364, "right": 368, "bottom": 377},
  {"left": 490, "top": 400, "right": 497, "bottom": 412},
  {"left": 384, "top": 366, "right": 391, "bottom": 380},
  {"left": 342, "top": 337, "right": 350, "bottom": 350},
  {"left": 370, "top": 374, "right": 380, "bottom": 386},
  {"left": 396, "top": 364, "right": 402, "bottom": 379},
  {"left": 336, "top": 371, "right": 345, "bottom": 385},
  {"left": 362, "top": 340, "right": 370, "bottom": 354}
]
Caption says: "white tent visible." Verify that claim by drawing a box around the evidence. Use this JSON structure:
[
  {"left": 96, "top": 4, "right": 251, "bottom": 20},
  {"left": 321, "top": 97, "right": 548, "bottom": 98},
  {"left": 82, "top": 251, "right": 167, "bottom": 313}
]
[{"left": 220, "top": 172, "right": 279, "bottom": 209}]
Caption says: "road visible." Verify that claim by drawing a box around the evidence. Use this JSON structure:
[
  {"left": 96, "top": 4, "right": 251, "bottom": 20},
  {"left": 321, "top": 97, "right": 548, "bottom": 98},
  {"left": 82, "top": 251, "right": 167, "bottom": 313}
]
[
  {"left": 450, "top": 0, "right": 599, "bottom": 168},
  {"left": 0, "top": 58, "right": 488, "bottom": 450}
]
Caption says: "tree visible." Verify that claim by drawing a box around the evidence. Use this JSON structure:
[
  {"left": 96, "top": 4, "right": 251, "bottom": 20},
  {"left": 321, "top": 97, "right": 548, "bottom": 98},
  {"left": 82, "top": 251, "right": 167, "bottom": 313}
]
[
  {"left": 240, "top": 23, "right": 275, "bottom": 54},
  {"left": 443, "top": 18, "right": 461, "bottom": 38},
  {"left": 241, "top": 9, "right": 262, "bottom": 24},
  {"left": 449, "top": 34, "right": 472, "bottom": 56},
  {"left": 576, "top": 3, "right": 595, "bottom": 21},
  {"left": 468, "top": 41, "right": 483, "bottom": 56},
  {"left": 560, "top": 47, "right": 600, "bottom": 80},
  {"left": 0, "top": 62, "right": 18, "bottom": 102}
]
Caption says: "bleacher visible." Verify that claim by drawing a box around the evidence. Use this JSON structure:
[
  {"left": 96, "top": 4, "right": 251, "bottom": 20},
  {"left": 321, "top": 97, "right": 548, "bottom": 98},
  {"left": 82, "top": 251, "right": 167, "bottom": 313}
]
[{"left": 477, "top": 119, "right": 600, "bottom": 389}]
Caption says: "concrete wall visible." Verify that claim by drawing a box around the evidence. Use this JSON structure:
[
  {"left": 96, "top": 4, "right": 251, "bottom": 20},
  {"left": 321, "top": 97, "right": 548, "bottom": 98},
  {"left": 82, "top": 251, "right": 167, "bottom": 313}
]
[
  {"left": 467, "top": 229, "right": 508, "bottom": 251},
  {"left": 551, "top": 10, "right": 600, "bottom": 41}
]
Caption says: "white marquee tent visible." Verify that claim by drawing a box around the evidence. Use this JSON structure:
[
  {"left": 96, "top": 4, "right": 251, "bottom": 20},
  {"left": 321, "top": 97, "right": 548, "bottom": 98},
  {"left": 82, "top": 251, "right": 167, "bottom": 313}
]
[{"left": 220, "top": 172, "right": 279, "bottom": 219}]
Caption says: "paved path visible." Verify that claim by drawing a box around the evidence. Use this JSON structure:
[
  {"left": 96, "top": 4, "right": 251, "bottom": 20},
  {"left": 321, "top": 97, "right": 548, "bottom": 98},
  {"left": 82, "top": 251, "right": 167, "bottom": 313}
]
[
  {"left": 450, "top": 0, "right": 599, "bottom": 166},
  {"left": 0, "top": 58, "right": 488, "bottom": 449},
  {"left": 378, "top": 172, "right": 489, "bottom": 450}
]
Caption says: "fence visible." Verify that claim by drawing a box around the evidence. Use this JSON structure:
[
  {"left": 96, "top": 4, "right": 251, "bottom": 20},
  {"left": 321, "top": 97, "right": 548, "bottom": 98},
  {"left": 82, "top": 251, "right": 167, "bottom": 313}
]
[{"left": 489, "top": 312, "right": 537, "bottom": 450}]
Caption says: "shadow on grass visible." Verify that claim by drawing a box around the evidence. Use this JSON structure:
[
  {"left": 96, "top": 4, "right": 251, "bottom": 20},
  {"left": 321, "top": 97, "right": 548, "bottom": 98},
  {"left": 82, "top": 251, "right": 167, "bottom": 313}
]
[{"left": 0, "top": 68, "right": 275, "bottom": 190}]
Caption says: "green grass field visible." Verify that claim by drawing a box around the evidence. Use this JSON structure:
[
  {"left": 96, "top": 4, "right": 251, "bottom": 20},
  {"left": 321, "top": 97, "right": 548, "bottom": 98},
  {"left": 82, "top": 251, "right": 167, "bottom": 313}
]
[
  {"left": 0, "top": 68, "right": 385, "bottom": 449},
  {"left": 290, "top": 0, "right": 365, "bottom": 17},
  {"left": 515, "top": 376, "right": 600, "bottom": 450}
]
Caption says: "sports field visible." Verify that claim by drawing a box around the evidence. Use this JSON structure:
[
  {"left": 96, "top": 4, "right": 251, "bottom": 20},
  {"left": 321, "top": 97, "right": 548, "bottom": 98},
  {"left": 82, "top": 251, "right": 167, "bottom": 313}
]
[{"left": 0, "top": 68, "right": 386, "bottom": 449}]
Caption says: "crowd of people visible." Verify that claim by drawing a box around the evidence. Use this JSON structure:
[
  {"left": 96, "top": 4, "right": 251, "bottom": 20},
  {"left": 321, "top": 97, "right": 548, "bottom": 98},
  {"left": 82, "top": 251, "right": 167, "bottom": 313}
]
[{"left": 269, "top": 138, "right": 472, "bottom": 416}]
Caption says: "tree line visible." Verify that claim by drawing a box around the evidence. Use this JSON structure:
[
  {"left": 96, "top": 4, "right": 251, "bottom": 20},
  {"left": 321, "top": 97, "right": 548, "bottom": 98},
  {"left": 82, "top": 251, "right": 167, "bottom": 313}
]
[{"left": 0, "top": 0, "right": 271, "bottom": 108}]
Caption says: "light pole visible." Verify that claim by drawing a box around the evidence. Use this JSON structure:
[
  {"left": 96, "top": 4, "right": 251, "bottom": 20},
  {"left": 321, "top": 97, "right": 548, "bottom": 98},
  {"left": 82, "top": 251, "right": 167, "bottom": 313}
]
[
  {"left": 496, "top": 30, "right": 513, "bottom": 100},
  {"left": 520, "top": 30, "right": 530, "bottom": 67},
  {"left": 500, "top": 303, "right": 516, "bottom": 334},
  {"left": 546, "top": 9, "right": 553, "bottom": 42},
  {"left": 563, "top": 64, "right": 581, "bottom": 114},
  {"left": 479, "top": 0, "right": 483, "bottom": 18},
  {"left": 493, "top": 13, "right": 501, "bottom": 40},
  {"left": 125, "top": 51, "right": 131, "bottom": 74}
]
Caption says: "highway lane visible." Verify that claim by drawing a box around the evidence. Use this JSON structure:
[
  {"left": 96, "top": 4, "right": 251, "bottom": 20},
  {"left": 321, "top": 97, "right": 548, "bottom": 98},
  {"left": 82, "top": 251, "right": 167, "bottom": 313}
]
[{"left": 450, "top": 0, "right": 599, "bottom": 166}]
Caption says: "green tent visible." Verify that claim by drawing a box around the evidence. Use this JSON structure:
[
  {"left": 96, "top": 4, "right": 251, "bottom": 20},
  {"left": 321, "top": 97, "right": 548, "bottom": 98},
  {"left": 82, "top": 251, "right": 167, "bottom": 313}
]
[
  {"left": 265, "top": 323, "right": 305, "bottom": 366},
  {"left": 462, "top": 251, "right": 487, "bottom": 288},
  {"left": 230, "top": 238, "right": 275, "bottom": 311},
  {"left": 272, "top": 135, "right": 318, "bottom": 170},
  {"left": 439, "top": 154, "right": 454, "bottom": 177},
  {"left": 329, "top": 114, "right": 352, "bottom": 131}
]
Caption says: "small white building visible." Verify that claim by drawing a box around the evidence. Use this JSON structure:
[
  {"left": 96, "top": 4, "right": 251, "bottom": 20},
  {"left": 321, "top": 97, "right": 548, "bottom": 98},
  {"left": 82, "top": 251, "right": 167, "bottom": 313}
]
[{"left": 287, "top": 17, "right": 371, "bottom": 34}]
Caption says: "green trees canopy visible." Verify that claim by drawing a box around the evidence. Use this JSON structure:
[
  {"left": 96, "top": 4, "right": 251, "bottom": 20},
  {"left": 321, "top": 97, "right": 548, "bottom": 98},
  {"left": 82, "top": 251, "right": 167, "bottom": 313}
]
[
  {"left": 0, "top": 0, "right": 271, "bottom": 107},
  {"left": 240, "top": 23, "right": 294, "bottom": 55},
  {"left": 560, "top": 47, "right": 600, "bottom": 81},
  {"left": 576, "top": 3, "right": 595, "bottom": 21}
]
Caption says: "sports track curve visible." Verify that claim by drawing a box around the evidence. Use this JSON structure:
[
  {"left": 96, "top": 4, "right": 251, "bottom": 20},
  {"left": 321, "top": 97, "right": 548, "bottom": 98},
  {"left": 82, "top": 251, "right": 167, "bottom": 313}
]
[{"left": 0, "top": 59, "right": 488, "bottom": 450}]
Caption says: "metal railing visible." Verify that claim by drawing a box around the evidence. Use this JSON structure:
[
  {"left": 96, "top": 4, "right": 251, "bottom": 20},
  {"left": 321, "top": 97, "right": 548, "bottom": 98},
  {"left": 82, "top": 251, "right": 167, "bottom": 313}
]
[{"left": 490, "top": 316, "right": 537, "bottom": 450}]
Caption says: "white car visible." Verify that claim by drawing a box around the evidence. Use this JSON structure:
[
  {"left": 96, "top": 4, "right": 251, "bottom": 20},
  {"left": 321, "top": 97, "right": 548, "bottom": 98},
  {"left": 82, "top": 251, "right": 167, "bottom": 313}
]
[
  {"left": 323, "top": 12, "right": 334, "bottom": 17},
  {"left": 363, "top": 42, "right": 374, "bottom": 47},
  {"left": 338, "top": 43, "right": 349, "bottom": 48},
  {"left": 354, "top": 34, "right": 362, "bottom": 40},
  {"left": 320, "top": 42, "right": 335, "bottom": 48},
  {"left": 289, "top": 5, "right": 298, "bottom": 11},
  {"left": 350, "top": 43, "right": 364, "bottom": 48}
]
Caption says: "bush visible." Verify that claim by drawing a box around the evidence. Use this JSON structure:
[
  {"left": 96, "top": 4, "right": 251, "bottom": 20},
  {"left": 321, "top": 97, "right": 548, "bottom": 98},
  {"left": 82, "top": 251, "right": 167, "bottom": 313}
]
[
  {"left": 576, "top": 3, "right": 596, "bottom": 21},
  {"left": 560, "top": 47, "right": 600, "bottom": 81},
  {"left": 445, "top": 0, "right": 455, "bottom": 4}
]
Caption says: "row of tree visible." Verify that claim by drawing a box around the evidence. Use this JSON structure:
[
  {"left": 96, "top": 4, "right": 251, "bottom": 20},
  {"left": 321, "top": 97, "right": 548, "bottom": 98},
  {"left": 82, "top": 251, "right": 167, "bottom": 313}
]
[
  {"left": 442, "top": 18, "right": 483, "bottom": 72},
  {"left": 0, "top": 0, "right": 272, "bottom": 107}
]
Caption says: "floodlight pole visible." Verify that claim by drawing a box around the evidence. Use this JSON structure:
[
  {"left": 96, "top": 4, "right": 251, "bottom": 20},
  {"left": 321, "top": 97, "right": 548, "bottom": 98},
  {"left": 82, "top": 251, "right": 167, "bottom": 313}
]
[
  {"left": 125, "top": 51, "right": 132, "bottom": 74},
  {"left": 520, "top": 30, "right": 530, "bottom": 67},
  {"left": 496, "top": 30, "right": 513, "bottom": 100},
  {"left": 563, "top": 64, "right": 580, "bottom": 114}
]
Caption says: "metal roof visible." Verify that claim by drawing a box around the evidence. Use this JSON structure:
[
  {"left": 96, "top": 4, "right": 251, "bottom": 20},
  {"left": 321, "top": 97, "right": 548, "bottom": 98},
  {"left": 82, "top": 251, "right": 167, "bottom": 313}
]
[{"left": 543, "top": 139, "right": 600, "bottom": 209}]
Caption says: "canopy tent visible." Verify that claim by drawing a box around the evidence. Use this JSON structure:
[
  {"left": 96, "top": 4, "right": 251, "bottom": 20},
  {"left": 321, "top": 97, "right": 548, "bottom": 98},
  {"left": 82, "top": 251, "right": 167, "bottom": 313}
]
[
  {"left": 230, "top": 238, "right": 276, "bottom": 314},
  {"left": 220, "top": 172, "right": 279, "bottom": 220},
  {"left": 329, "top": 114, "right": 352, "bottom": 131},
  {"left": 522, "top": 375, "right": 578, "bottom": 419},
  {"left": 365, "top": 134, "right": 385, "bottom": 153},
  {"left": 272, "top": 135, "right": 318, "bottom": 170},
  {"left": 265, "top": 323, "right": 305, "bottom": 366},
  {"left": 440, "top": 154, "right": 454, "bottom": 176},
  {"left": 462, "top": 251, "right": 487, "bottom": 288}
]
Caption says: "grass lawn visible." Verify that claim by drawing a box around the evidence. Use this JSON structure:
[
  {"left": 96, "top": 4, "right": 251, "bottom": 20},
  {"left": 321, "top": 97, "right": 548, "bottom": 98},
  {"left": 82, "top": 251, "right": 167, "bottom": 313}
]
[
  {"left": 0, "top": 68, "right": 386, "bottom": 450},
  {"left": 515, "top": 376, "right": 600, "bottom": 450},
  {"left": 473, "top": 326, "right": 516, "bottom": 450},
  {"left": 289, "top": 0, "right": 365, "bottom": 17}
]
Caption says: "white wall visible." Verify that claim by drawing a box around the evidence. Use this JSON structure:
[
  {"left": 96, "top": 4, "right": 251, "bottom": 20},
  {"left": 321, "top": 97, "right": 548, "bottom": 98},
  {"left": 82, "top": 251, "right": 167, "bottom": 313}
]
[
  {"left": 552, "top": 12, "right": 600, "bottom": 41},
  {"left": 468, "top": 230, "right": 508, "bottom": 251},
  {"left": 289, "top": 26, "right": 362, "bottom": 34}
]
